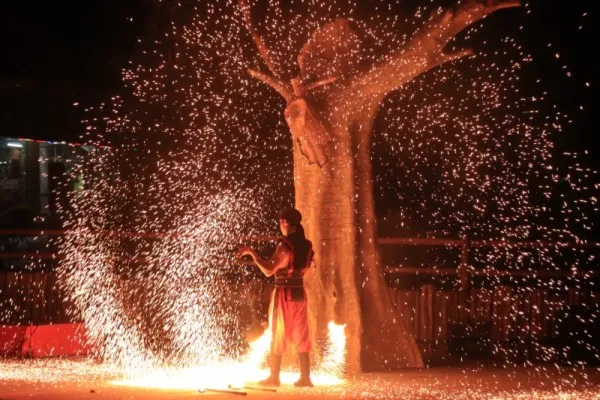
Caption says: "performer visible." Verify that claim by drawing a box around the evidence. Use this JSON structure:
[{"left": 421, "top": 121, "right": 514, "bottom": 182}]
[{"left": 237, "top": 207, "right": 314, "bottom": 387}]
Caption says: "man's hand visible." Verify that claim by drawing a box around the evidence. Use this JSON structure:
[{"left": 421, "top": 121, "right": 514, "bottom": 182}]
[
  {"left": 237, "top": 243, "right": 289, "bottom": 277},
  {"left": 236, "top": 246, "right": 255, "bottom": 260}
]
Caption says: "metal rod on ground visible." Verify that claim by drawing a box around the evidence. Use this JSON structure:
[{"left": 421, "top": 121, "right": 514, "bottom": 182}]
[
  {"left": 243, "top": 385, "right": 277, "bottom": 392},
  {"left": 205, "top": 388, "right": 247, "bottom": 395}
]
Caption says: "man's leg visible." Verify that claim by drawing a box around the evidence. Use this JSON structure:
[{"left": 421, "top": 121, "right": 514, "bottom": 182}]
[
  {"left": 260, "top": 353, "right": 282, "bottom": 386},
  {"left": 260, "top": 289, "right": 285, "bottom": 386},
  {"left": 295, "top": 352, "right": 313, "bottom": 387},
  {"left": 291, "top": 295, "right": 313, "bottom": 387}
]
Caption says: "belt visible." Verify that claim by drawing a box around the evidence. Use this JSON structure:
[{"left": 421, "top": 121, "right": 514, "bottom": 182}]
[{"left": 275, "top": 276, "right": 304, "bottom": 288}]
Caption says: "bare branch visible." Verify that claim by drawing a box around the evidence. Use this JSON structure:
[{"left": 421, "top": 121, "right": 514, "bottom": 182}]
[
  {"left": 346, "top": 0, "right": 520, "bottom": 96},
  {"left": 304, "top": 76, "right": 338, "bottom": 92},
  {"left": 414, "top": 0, "right": 521, "bottom": 51},
  {"left": 248, "top": 68, "right": 293, "bottom": 101},
  {"left": 441, "top": 47, "right": 474, "bottom": 64},
  {"left": 484, "top": 0, "right": 522, "bottom": 13},
  {"left": 238, "top": 0, "right": 281, "bottom": 77}
]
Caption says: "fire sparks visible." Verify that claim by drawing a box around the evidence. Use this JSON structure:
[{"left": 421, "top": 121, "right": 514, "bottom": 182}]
[
  {"left": 58, "top": 191, "right": 269, "bottom": 371},
  {"left": 2, "top": 359, "right": 599, "bottom": 399},
  {"left": 1, "top": 0, "right": 596, "bottom": 397}
]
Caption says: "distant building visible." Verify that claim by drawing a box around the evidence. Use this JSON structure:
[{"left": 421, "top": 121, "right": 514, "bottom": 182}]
[{"left": 0, "top": 137, "right": 105, "bottom": 228}]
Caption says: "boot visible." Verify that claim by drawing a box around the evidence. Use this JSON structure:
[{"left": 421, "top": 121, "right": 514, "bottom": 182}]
[
  {"left": 259, "top": 353, "right": 281, "bottom": 386},
  {"left": 294, "top": 352, "right": 314, "bottom": 387}
]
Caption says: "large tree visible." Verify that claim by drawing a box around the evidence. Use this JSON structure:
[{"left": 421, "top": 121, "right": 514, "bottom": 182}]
[{"left": 239, "top": 0, "right": 520, "bottom": 372}]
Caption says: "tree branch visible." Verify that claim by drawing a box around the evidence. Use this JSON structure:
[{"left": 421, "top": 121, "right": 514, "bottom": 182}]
[
  {"left": 238, "top": 0, "right": 281, "bottom": 77},
  {"left": 346, "top": 0, "right": 520, "bottom": 96},
  {"left": 304, "top": 76, "right": 338, "bottom": 92},
  {"left": 441, "top": 47, "right": 474, "bottom": 64},
  {"left": 414, "top": 0, "right": 521, "bottom": 51},
  {"left": 248, "top": 68, "right": 293, "bottom": 101}
]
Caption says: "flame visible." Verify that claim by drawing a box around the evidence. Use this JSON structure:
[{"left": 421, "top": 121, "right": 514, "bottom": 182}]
[
  {"left": 110, "top": 320, "right": 346, "bottom": 390},
  {"left": 241, "top": 325, "right": 272, "bottom": 372},
  {"left": 317, "top": 321, "right": 347, "bottom": 379}
]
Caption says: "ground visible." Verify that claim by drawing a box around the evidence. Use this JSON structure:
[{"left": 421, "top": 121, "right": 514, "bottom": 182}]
[{"left": 1, "top": 359, "right": 599, "bottom": 399}]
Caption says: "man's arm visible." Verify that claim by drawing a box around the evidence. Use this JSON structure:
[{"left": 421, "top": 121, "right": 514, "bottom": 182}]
[{"left": 237, "top": 243, "right": 290, "bottom": 277}]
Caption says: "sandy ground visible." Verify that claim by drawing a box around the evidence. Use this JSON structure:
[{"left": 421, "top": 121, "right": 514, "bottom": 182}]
[{"left": 1, "top": 359, "right": 600, "bottom": 399}]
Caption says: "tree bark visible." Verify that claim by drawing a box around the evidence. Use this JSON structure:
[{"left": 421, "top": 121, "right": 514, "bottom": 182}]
[
  {"left": 352, "top": 100, "right": 424, "bottom": 370},
  {"left": 295, "top": 99, "right": 423, "bottom": 372},
  {"left": 294, "top": 109, "right": 363, "bottom": 371}
]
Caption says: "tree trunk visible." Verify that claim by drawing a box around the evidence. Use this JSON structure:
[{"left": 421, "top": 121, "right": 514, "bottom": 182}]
[
  {"left": 295, "top": 100, "right": 424, "bottom": 372},
  {"left": 242, "top": 0, "right": 520, "bottom": 373}
]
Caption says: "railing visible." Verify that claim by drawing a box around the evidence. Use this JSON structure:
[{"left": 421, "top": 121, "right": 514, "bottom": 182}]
[
  {"left": 2, "top": 230, "right": 598, "bottom": 282},
  {"left": 1, "top": 229, "right": 599, "bottom": 364},
  {"left": 378, "top": 236, "right": 599, "bottom": 288}
]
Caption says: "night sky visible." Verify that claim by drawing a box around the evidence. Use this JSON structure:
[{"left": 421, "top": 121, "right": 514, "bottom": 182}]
[
  {"left": 0, "top": 0, "right": 600, "bottom": 150},
  {"left": 0, "top": 1, "right": 151, "bottom": 141},
  {"left": 0, "top": 1, "right": 598, "bottom": 160}
]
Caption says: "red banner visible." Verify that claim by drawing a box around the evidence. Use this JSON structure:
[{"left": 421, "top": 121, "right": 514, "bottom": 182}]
[{"left": 0, "top": 323, "right": 91, "bottom": 358}]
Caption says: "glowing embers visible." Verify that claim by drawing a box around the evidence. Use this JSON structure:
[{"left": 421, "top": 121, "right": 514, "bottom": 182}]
[
  {"left": 110, "top": 321, "right": 346, "bottom": 390},
  {"left": 318, "top": 321, "right": 347, "bottom": 379},
  {"left": 110, "top": 365, "right": 252, "bottom": 391},
  {"left": 109, "top": 366, "right": 344, "bottom": 390}
]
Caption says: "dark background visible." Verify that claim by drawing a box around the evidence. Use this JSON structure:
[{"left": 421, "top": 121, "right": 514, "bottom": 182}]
[
  {"left": 0, "top": 1, "right": 152, "bottom": 141},
  {"left": 0, "top": 1, "right": 596, "bottom": 145},
  {"left": 1, "top": 0, "right": 598, "bottom": 236}
]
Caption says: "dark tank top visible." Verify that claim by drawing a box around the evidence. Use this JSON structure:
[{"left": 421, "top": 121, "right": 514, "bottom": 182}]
[{"left": 274, "top": 231, "right": 314, "bottom": 300}]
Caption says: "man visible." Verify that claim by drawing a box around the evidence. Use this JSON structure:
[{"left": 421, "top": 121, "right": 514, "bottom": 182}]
[{"left": 237, "top": 207, "right": 314, "bottom": 387}]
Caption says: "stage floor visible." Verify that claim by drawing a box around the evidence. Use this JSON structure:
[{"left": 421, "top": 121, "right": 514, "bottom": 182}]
[{"left": 1, "top": 359, "right": 599, "bottom": 399}]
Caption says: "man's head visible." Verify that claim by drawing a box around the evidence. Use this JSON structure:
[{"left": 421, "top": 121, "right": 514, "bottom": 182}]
[{"left": 278, "top": 207, "right": 302, "bottom": 236}]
